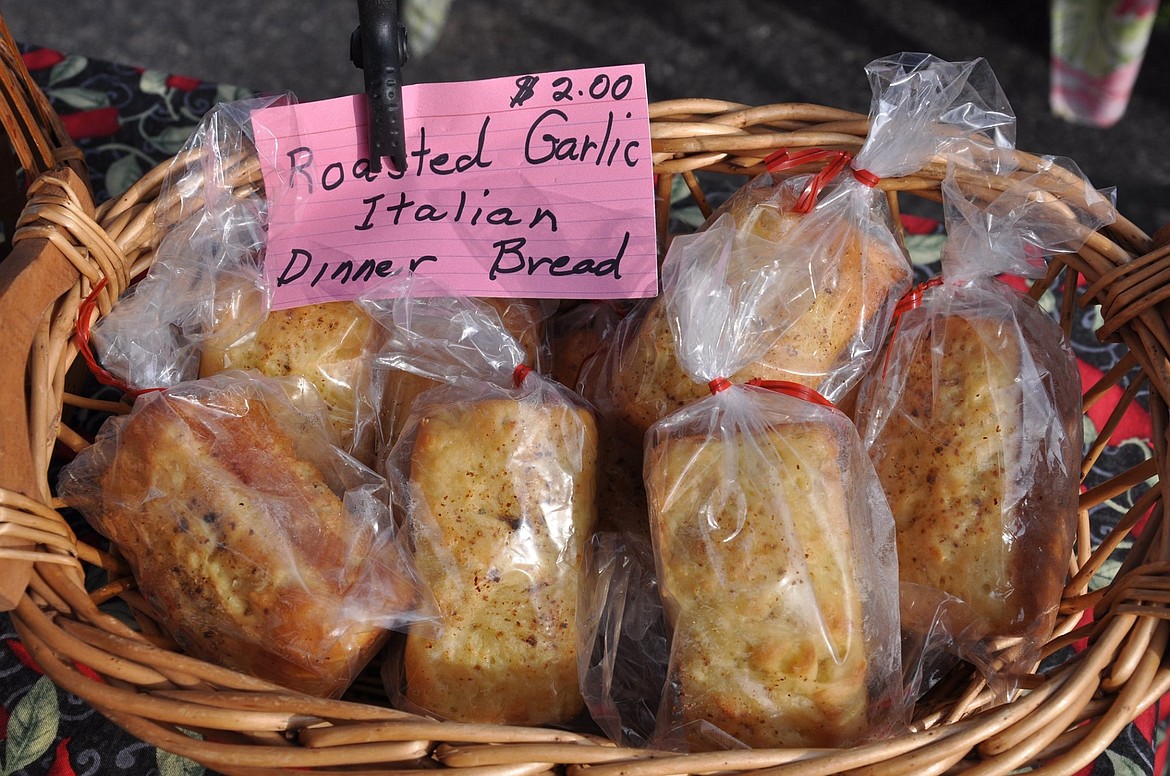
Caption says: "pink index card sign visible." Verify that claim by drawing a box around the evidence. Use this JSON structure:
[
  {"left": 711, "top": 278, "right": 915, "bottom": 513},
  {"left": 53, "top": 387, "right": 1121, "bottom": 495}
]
[{"left": 251, "top": 64, "right": 658, "bottom": 309}]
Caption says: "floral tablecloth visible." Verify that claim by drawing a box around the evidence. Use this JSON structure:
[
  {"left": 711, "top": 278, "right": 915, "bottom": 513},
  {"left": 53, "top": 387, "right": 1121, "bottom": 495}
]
[{"left": 0, "top": 43, "right": 1166, "bottom": 776}]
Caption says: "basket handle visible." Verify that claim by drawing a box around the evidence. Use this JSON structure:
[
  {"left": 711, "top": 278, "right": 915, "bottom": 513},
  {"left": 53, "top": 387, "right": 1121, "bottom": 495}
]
[
  {"left": 0, "top": 168, "right": 94, "bottom": 610},
  {"left": 0, "top": 14, "right": 87, "bottom": 256}
]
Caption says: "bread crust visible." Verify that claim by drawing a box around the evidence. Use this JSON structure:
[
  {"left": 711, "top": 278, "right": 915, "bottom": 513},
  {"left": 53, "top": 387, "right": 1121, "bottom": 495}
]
[
  {"left": 646, "top": 418, "right": 871, "bottom": 748},
  {"left": 612, "top": 207, "right": 909, "bottom": 438},
  {"left": 92, "top": 382, "right": 412, "bottom": 697},
  {"left": 199, "top": 300, "right": 379, "bottom": 463},
  {"left": 404, "top": 397, "right": 598, "bottom": 725},
  {"left": 862, "top": 303, "right": 1080, "bottom": 642}
]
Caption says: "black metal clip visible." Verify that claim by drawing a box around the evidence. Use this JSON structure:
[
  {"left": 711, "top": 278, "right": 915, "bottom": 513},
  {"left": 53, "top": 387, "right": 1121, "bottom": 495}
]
[{"left": 351, "top": 0, "right": 409, "bottom": 173}]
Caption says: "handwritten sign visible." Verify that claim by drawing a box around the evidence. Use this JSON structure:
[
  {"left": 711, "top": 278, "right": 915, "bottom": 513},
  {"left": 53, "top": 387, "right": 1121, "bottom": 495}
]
[{"left": 251, "top": 64, "right": 658, "bottom": 309}]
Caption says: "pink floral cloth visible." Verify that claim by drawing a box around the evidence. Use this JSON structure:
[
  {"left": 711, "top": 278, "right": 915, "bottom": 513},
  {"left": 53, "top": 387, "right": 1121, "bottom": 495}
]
[{"left": 1050, "top": 0, "right": 1160, "bottom": 127}]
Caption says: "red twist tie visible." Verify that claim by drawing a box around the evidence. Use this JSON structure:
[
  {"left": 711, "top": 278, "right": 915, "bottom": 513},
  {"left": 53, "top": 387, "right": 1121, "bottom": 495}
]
[
  {"left": 882, "top": 277, "right": 944, "bottom": 378},
  {"left": 513, "top": 363, "right": 533, "bottom": 388},
  {"left": 851, "top": 166, "right": 880, "bottom": 188},
  {"left": 765, "top": 147, "right": 844, "bottom": 172},
  {"left": 746, "top": 378, "right": 837, "bottom": 409},
  {"left": 73, "top": 278, "right": 159, "bottom": 398},
  {"left": 707, "top": 377, "right": 733, "bottom": 395},
  {"left": 893, "top": 277, "right": 944, "bottom": 318},
  {"left": 765, "top": 148, "right": 852, "bottom": 214}
]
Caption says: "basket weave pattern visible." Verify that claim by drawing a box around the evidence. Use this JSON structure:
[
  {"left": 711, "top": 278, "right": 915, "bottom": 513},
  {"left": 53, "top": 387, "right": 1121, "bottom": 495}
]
[{"left": 1, "top": 23, "right": 1169, "bottom": 776}]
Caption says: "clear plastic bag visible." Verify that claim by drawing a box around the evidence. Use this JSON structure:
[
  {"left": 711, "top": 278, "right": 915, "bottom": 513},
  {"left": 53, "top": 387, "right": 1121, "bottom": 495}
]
[
  {"left": 375, "top": 296, "right": 555, "bottom": 449},
  {"left": 546, "top": 301, "right": 648, "bottom": 535},
  {"left": 90, "top": 194, "right": 269, "bottom": 391},
  {"left": 91, "top": 95, "right": 282, "bottom": 391},
  {"left": 361, "top": 280, "right": 599, "bottom": 726},
  {"left": 56, "top": 371, "right": 429, "bottom": 698},
  {"left": 899, "top": 582, "right": 993, "bottom": 703},
  {"left": 608, "top": 54, "right": 1016, "bottom": 438},
  {"left": 88, "top": 96, "right": 393, "bottom": 466},
  {"left": 548, "top": 300, "right": 627, "bottom": 395},
  {"left": 578, "top": 532, "right": 670, "bottom": 747},
  {"left": 854, "top": 156, "right": 1115, "bottom": 691},
  {"left": 641, "top": 216, "right": 904, "bottom": 750},
  {"left": 199, "top": 298, "right": 386, "bottom": 465},
  {"left": 603, "top": 202, "right": 822, "bottom": 441}
]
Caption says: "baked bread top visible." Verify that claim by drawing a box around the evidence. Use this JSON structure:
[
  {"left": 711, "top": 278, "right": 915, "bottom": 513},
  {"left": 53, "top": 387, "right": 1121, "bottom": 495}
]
[
  {"left": 611, "top": 202, "right": 910, "bottom": 439},
  {"left": 646, "top": 413, "right": 873, "bottom": 748},
  {"left": 861, "top": 307, "right": 1080, "bottom": 640},
  {"left": 199, "top": 300, "right": 380, "bottom": 464},
  {"left": 403, "top": 395, "right": 598, "bottom": 725},
  {"left": 70, "top": 377, "right": 416, "bottom": 698}
]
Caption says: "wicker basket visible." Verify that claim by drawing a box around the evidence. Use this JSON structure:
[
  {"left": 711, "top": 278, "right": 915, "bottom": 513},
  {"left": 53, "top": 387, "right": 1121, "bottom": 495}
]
[{"left": 2, "top": 14, "right": 1169, "bottom": 776}]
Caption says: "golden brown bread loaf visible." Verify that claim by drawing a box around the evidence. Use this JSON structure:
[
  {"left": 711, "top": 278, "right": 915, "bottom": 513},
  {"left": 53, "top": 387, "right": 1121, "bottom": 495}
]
[
  {"left": 646, "top": 418, "right": 872, "bottom": 748},
  {"left": 67, "top": 377, "right": 416, "bottom": 698},
  {"left": 611, "top": 202, "right": 910, "bottom": 440},
  {"left": 199, "top": 300, "right": 380, "bottom": 464},
  {"left": 404, "top": 395, "right": 598, "bottom": 725},
  {"left": 860, "top": 311, "right": 1079, "bottom": 641}
]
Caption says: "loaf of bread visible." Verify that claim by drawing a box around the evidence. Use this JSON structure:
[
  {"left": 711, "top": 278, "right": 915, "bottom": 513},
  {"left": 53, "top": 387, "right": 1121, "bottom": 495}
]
[
  {"left": 646, "top": 415, "right": 875, "bottom": 748},
  {"left": 403, "top": 394, "right": 598, "bottom": 725},
  {"left": 548, "top": 301, "right": 624, "bottom": 394},
  {"left": 611, "top": 202, "right": 910, "bottom": 439},
  {"left": 199, "top": 300, "right": 381, "bottom": 464},
  {"left": 59, "top": 376, "right": 417, "bottom": 698},
  {"left": 858, "top": 306, "right": 1080, "bottom": 641},
  {"left": 551, "top": 321, "right": 602, "bottom": 393}
]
